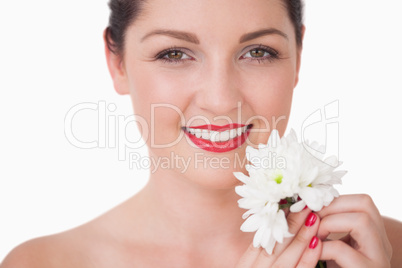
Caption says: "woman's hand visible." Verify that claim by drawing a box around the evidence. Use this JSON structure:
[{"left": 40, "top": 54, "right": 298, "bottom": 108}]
[
  {"left": 317, "top": 194, "right": 392, "bottom": 267},
  {"left": 236, "top": 208, "right": 323, "bottom": 267}
]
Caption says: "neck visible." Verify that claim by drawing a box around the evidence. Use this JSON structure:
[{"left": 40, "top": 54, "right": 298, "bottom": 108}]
[{"left": 136, "top": 168, "right": 251, "bottom": 249}]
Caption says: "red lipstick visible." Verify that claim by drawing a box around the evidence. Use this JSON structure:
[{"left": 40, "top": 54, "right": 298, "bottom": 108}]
[{"left": 183, "top": 124, "right": 252, "bottom": 153}]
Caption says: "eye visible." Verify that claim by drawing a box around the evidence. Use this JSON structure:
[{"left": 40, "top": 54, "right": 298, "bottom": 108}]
[
  {"left": 164, "top": 50, "right": 191, "bottom": 60},
  {"left": 240, "top": 45, "right": 279, "bottom": 63},
  {"left": 245, "top": 48, "right": 270, "bottom": 58},
  {"left": 156, "top": 48, "right": 193, "bottom": 63}
]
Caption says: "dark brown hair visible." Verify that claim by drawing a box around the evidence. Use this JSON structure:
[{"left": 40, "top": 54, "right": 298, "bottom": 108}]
[
  {"left": 105, "top": 0, "right": 304, "bottom": 56},
  {"left": 105, "top": 0, "right": 146, "bottom": 56},
  {"left": 283, "top": 0, "right": 305, "bottom": 47}
]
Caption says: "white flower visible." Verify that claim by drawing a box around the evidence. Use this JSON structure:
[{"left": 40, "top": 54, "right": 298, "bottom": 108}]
[
  {"left": 240, "top": 202, "right": 293, "bottom": 255},
  {"left": 234, "top": 129, "right": 346, "bottom": 254},
  {"left": 289, "top": 139, "right": 347, "bottom": 213}
]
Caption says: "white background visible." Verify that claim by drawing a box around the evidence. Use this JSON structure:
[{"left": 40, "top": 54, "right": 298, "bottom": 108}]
[{"left": 1, "top": 0, "right": 402, "bottom": 261}]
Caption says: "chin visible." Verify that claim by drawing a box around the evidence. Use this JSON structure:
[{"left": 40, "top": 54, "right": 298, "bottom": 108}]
[{"left": 180, "top": 157, "right": 248, "bottom": 191}]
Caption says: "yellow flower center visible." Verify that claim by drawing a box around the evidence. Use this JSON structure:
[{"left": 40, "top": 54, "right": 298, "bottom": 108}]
[{"left": 274, "top": 174, "right": 283, "bottom": 184}]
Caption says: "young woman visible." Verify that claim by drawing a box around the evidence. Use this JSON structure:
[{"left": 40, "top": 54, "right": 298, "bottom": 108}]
[{"left": 2, "top": 0, "right": 401, "bottom": 267}]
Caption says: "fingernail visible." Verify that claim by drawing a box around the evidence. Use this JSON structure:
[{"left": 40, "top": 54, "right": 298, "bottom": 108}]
[
  {"left": 303, "top": 205, "right": 308, "bottom": 210},
  {"left": 305, "top": 213, "right": 317, "bottom": 227},
  {"left": 309, "top": 236, "right": 319, "bottom": 249}
]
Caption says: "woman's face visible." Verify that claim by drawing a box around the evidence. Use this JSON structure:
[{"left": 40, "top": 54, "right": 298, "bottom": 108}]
[{"left": 108, "top": 0, "right": 302, "bottom": 189}]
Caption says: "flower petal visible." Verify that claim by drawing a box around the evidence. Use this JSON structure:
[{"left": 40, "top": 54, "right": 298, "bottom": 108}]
[
  {"left": 233, "top": 172, "right": 251, "bottom": 184},
  {"left": 290, "top": 200, "right": 306, "bottom": 213},
  {"left": 267, "top": 129, "right": 280, "bottom": 149},
  {"left": 253, "top": 224, "right": 266, "bottom": 248},
  {"left": 263, "top": 235, "right": 276, "bottom": 255},
  {"left": 241, "top": 214, "right": 262, "bottom": 232}
]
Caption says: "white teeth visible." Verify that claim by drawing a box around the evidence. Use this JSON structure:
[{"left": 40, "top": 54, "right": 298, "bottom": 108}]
[
  {"left": 202, "top": 129, "right": 210, "bottom": 140},
  {"left": 220, "top": 130, "right": 230, "bottom": 141},
  {"left": 229, "top": 129, "right": 237, "bottom": 139},
  {"left": 195, "top": 129, "right": 202, "bottom": 138},
  {"left": 186, "top": 126, "right": 250, "bottom": 142},
  {"left": 210, "top": 131, "right": 219, "bottom": 142}
]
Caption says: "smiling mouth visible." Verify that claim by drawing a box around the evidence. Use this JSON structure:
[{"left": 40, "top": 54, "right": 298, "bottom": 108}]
[{"left": 182, "top": 123, "right": 253, "bottom": 153}]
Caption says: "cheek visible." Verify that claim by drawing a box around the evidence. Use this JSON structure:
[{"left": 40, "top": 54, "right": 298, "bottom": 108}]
[
  {"left": 127, "top": 65, "right": 195, "bottom": 145},
  {"left": 241, "top": 64, "right": 295, "bottom": 144},
  {"left": 245, "top": 65, "right": 294, "bottom": 111}
]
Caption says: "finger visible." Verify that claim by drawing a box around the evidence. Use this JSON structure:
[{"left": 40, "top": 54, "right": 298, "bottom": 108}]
[
  {"left": 251, "top": 208, "right": 312, "bottom": 267},
  {"left": 317, "top": 195, "right": 383, "bottom": 232},
  {"left": 296, "top": 236, "right": 322, "bottom": 268},
  {"left": 235, "top": 243, "right": 262, "bottom": 268},
  {"left": 317, "top": 194, "right": 391, "bottom": 256},
  {"left": 251, "top": 245, "right": 278, "bottom": 268},
  {"left": 273, "top": 212, "right": 320, "bottom": 267},
  {"left": 318, "top": 194, "right": 392, "bottom": 254},
  {"left": 317, "top": 212, "right": 385, "bottom": 261},
  {"left": 274, "top": 207, "right": 312, "bottom": 254},
  {"left": 321, "top": 240, "right": 369, "bottom": 267}
]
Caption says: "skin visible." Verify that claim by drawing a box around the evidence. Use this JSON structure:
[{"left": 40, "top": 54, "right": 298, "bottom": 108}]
[{"left": 1, "top": 0, "right": 401, "bottom": 267}]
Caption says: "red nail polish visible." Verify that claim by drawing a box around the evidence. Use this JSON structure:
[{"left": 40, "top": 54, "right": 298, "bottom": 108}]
[
  {"left": 305, "top": 213, "right": 317, "bottom": 227},
  {"left": 309, "top": 236, "right": 319, "bottom": 249},
  {"left": 303, "top": 205, "right": 308, "bottom": 210}
]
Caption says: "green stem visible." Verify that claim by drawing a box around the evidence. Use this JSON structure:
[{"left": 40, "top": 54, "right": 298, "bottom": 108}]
[{"left": 278, "top": 197, "right": 295, "bottom": 210}]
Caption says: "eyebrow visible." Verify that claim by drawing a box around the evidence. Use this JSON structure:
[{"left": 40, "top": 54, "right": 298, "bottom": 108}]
[
  {"left": 239, "top": 28, "right": 288, "bottom": 43},
  {"left": 141, "top": 29, "right": 200, "bottom": 44},
  {"left": 140, "top": 27, "right": 288, "bottom": 45}
]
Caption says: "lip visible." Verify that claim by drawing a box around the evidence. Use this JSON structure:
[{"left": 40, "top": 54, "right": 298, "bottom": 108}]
[
  {"left": 183, "top": 124, "right": 253, "bottom": 153},
  {"left": 188, "top": 123, "right": 247, "bottom": 131}
]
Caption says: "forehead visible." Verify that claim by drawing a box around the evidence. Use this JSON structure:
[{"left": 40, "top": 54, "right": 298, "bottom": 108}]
[{"left": 130, "top": 0, "right": 294, "bottom": 44}]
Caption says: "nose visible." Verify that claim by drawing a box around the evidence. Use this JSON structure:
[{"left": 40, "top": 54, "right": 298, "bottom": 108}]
[{"left": 194, "top": 56, "right": 243, "bottom": 116}]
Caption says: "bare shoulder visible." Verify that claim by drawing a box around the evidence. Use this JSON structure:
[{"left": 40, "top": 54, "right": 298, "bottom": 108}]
[
  {"left": 1, "top": 195, "right": 164, "bottom": 268},
  {"left": 383, "top": 216, "right": 402, "bottom": 267},
  {"left": 1, "top": 202, "right": 146, "bottom": 268},
  {"left": 0, "top": 235, "right": 71, "bottom": 268},
  {"left": 0, "top": 224, "right": 114, "bottom": 268}
]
